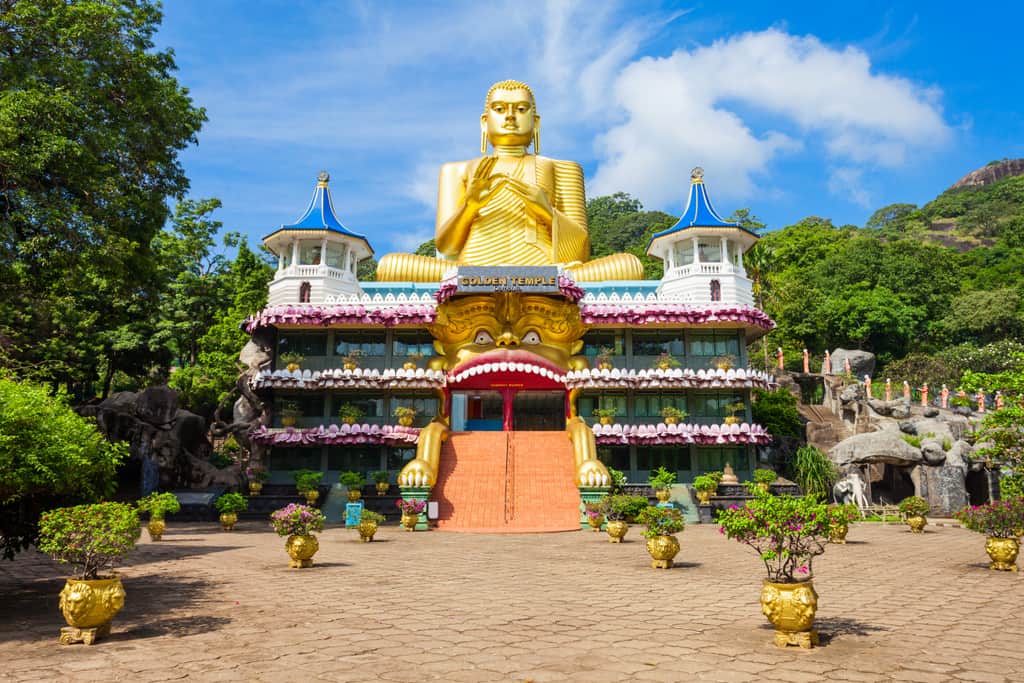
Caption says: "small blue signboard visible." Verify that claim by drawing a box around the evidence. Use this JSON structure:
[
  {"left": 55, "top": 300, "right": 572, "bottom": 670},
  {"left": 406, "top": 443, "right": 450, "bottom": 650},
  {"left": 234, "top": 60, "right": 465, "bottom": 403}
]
[{"left": 344, "top": 502, "right": 364, "bottom": 527}]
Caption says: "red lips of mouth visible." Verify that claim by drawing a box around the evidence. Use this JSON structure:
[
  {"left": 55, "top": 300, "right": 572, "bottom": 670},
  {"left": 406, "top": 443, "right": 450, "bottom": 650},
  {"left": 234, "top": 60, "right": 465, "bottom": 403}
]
[{"left": 453, "top": 349, "right": 563, "bottom": 376}]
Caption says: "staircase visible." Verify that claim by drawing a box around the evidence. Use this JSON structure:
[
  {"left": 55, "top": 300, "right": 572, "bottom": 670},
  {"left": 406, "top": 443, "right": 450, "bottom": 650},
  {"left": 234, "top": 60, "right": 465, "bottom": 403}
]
[
  {"left": 799, "top": 404, "right": 849, "bottom": 453},
  {"left": 433, "top": 431, "right": 581, "bottom": 533}
]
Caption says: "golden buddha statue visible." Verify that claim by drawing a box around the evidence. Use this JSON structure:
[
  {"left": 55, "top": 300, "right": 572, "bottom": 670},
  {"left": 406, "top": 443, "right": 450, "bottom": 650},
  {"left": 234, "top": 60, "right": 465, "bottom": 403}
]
[{"left": 376, "top": 80, "right": 643, "bottom": 282}]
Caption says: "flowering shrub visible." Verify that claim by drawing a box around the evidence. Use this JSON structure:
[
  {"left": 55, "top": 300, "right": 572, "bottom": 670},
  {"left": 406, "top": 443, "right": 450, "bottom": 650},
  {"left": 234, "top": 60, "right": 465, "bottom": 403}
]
[
  {"left": 825, "top": 504, "right": 860, "bottom": 529},
  {"left": 636, "top": 505, "right": 685, "bottom": 538},
  {"left": 270, "top": 504, "right": 325, "bottom": 537},
  {"left": 396, "top": 499, "right": 426, "bottom": 515},
  {"left": 246, "top": 464, "right": 268, "bottom": 482},
  {"left": 136, "top": 492, "right": 181, "bottom": 520},
  {"left": 37, "top": 503, "right": 140, "bottom": 580},
  {"left": 214, "top": 493, "right": 248, "bottom": 514},
  {"left": 584, "top": 501, "right": 604, "bottom": 520},
  {"left": 718, "top": 492, "right": 829, "bottom": 583},
  {"left": 954, "top": 498, "right": 1024, "bottom": 538},
  {"left": 898, "top": 496, "right": 930, "bottom": 517}
]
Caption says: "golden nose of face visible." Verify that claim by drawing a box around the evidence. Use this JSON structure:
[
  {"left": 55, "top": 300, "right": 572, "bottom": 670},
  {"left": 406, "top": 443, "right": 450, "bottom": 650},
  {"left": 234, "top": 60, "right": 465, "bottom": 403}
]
[{"left": 496, "top": 333, "right": 519, "bottom": 348}]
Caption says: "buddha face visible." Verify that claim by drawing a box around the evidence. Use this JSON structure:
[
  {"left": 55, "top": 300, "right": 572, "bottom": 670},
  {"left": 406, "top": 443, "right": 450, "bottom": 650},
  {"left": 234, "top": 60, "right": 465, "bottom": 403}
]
[
  {"left": 482, "top": 87, "right": 536, "bottom": 148},
  {"left": 431, "top": 293, "right": 585, "bottom": 375}
]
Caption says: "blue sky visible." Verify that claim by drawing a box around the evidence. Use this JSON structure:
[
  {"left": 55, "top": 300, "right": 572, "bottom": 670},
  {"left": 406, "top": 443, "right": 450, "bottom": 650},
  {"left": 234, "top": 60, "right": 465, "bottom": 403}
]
[{"left": 157, "top": 1, "right": 1024, "bottom": 258}]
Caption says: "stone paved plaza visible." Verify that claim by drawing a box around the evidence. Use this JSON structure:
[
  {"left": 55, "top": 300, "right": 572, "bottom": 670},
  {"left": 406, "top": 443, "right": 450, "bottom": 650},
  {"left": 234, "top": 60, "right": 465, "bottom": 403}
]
[{"left": 1, "top": 521, "right": 1022, "bottom": 682}]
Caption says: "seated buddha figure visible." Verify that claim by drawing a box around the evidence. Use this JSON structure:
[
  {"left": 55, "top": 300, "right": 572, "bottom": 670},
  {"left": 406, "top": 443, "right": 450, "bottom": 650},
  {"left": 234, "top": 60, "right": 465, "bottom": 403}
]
[{"left": 376, "top": 80, "right": 643, "bottom": 282}]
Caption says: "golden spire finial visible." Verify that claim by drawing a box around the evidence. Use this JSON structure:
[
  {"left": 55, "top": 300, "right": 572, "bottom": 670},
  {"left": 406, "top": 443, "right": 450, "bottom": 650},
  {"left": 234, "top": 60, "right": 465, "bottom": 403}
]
[
  {"left": 691, "top": 167, "right": 704, "bottom": 184},
  {"left": 317, "top": 170, "right": 330, "bottom": 188}
]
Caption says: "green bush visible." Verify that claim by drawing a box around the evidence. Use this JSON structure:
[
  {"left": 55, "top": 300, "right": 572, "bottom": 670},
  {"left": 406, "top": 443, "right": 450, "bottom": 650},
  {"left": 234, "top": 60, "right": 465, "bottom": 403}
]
[
  {"left": 136, "top": 492, "right": 181, "bottom": 520},
  {"left": 338, "top": 471, "right": 365, "bottom": 488},
  {"left": 600, "top": 494, "right": 648, "bottom": 521},
  {"left": 0, "top": 377, "right": 128, "bottom": 558},
  {"left": 692, "top": 475, "right": 718, "bottom": 493},
  {"left": 648, "top": 466, "right": 676, "bottom": 490},
  {"left": 900, "top": 434, "right": 922, "bottom": 448},
  {"left": 608, "top": 468, "right": 627, "bottom": 495},
  {"left": 214, "top": 493, "right": 248, "bottom": 514},
  {"left": 360, "top": 510, "right": 386, "bottom": 524},
  {"left": 751, "top": 388, "right": 803, "bottom": 440},
  {"left": 371, "top": 470, "right": 389, "bottom": 484},
  {"left": 37, "top": 503, "right": 140, "bottom": 580},
  {"left": 637, "top": 506, "right": 685, "bottom": 538},
  {"left": 789, "top": 445, "right": 837, "bottom": 500},
  {"left": 898, "top": 496, "right": 930, "bottom": 517},
  {"left": 752, "top": 468, "right": 777, "bottom": 485},
  {"left": 293, "top": 470, "right": 324, "bottom": 492}
]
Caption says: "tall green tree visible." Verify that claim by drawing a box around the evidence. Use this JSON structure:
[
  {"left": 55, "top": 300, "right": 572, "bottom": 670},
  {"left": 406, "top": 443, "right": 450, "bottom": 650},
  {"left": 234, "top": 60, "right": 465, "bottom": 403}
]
[{"left": 0, "top": 0, "right": 205, "bottom": 397}]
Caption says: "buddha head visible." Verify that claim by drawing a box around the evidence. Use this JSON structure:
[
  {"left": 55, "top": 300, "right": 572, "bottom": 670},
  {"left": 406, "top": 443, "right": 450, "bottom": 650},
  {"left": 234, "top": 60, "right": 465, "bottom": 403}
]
[
  {"left": 430, "top": 293, "right": 585, "bottom": 374},
  {"left": 481, "top": 79, "right": 539, "bottom": 153}
]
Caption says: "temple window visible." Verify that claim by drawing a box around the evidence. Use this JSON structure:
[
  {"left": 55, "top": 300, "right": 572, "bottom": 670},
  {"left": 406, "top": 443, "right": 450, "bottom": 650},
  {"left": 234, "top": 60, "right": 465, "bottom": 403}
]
[
  {"left": 392, "top": 331, "right": 434, "bottom": 358},
  {"left": 269, "top": 447, "right": 322, "bottom": 472},
  {"left": 278, "top": 331, "right": 328, "bottom": 357},
  {"left": 324, "top": 243, "right": 346, "bottom": 269},
  {"left": 327, "top": 446, "right": 381, "bottom": 472},
  {"left": 333, "top": 331, "right": 386, "bottom": 358},
  {"left": 698, "top": 240, "right": 721, "bottom": 262},
  {"left": 687, "top": 331, "right": 740, "bottom": 359},
  {"left": 691, "top": 392, "right": 742, "bottom": 422},
  {"left": 330, "top": 395, "right": 383, "bottom": 421},
  {"left": 696, "top": 446, "right": 748, "bottom": 477},
  {"left": 673, "top": 241, "right": 694, "bottom": 266},
  {"left": 299, "top": 242, "right": 322, "bottom": 265},
  {"left": 633, "top": 393, "right": 687, "bottom": 419},
  {"left": 636, "top": 446, "right": 692, "bottom": 477},
  {"left": 631, "top": 331, "right": 684, "bottom": 357},
  {"left": 578, "top": 392, "right": 626, "bottom": 421},
  {"left": 597, "top": 446, "right": 631, "bottom": 472},
  {"left": 299, "top": 281, "right": 311, "bottom": 302}
]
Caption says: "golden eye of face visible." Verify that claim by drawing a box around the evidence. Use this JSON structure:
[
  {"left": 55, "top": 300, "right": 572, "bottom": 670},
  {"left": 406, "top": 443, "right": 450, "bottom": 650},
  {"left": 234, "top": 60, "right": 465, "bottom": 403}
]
[
  {"left": 474, "top": 330, "right": 494, "bottom": 345},
  {"left": 522, "top": 331, "right": 541, "bottom": 345}
]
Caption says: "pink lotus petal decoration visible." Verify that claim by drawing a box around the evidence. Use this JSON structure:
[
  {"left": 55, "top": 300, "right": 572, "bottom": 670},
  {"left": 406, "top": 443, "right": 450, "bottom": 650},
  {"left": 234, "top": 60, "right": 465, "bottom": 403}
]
[{"left": 590, "top": 422, "right": 771, "bottom": 446}]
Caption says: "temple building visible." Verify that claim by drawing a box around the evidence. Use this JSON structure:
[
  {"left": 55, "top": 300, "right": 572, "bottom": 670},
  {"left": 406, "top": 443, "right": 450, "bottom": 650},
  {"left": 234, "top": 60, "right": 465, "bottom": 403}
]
[{"left": 243, "top": 80, "right": 774, "bottom": 531}]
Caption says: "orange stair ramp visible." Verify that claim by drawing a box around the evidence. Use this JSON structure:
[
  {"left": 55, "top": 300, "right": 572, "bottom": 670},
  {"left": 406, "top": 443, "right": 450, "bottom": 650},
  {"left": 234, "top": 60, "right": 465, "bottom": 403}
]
[{"left": 433, "top": 431, "right": 581, "bottom": 533}]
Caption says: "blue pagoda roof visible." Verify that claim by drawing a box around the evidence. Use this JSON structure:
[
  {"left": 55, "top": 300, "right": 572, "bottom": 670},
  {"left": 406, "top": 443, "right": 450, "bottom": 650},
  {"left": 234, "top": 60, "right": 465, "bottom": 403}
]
[
  {"left": 647, "top": 168, "right": 754, "bottom": 249},
  {"left": 275, "top": 171, "right": 367, "bottom": 239}
]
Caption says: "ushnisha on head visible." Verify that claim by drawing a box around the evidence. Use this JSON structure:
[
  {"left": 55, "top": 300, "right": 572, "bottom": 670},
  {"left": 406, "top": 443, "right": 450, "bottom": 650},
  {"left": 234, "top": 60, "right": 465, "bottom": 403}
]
[{"left": 481, "top": 79, "right": 539, "bottom": 154}]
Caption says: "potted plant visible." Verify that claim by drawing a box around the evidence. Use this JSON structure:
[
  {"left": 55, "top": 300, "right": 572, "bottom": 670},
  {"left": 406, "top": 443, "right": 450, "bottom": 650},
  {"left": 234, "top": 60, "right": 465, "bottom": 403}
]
[
  {"left": 954, "top": 498, "right": 1024, "bottom": 571},
  {"left": 637, "top": 505, "right": 685, "bottom": 569},
  {"left": 396, "top": 498, "right": 426, "bottom": 531},
  {"left": 280, "top": 400, "right": 302, "bottom": 428},
  {"left": 293, "top": 469, "right": 324, "bottom": 504},
  {"left": 136, "top": 491, "right": 181, "bottom": 541},
  {"left": 342, "top": 348, "right": 363, "bottom": 370},
  {"left": 825, "top": 503, "right": 859, "bottom": 544},
  {"left": 372, "top": 470, "right": 390, "bottom": 495},
  {"left": 712, "top": 354, "right": 736, "bottom": 371},
  {"left": 600, "top": 495, "right": 636, "bottom": 542},
  {"left": 214, "top": 493, "right": 248, "bottom": 531},
  {"left": 592, "top": 406, "right": 618, "bottom": 426},
  {"left": 899, "top": 496, "right": 930, "bottom": 533},
  {"left": 724, "top": 401, "right": 746, "bottom": 425},
  {"left": 653, "top": 352, "right": 680, "bottom": 371},
  {"left": 595, "top": 345, "right": 614, "bottom": 371},
  {"left": 37, "top": 502, "right": 140, "bottom": 645},
  {"left": 659, "top": 406, "right": 687, "bottom": 425},
  {"left": 357, "top": 510, "right": 386, "bottom": 542},
  {"left": 584, "top": 500, "right": 605, "bottom": 531},
  {"left": 752, "top": 468, "right": 777, "bottom": 493},
  {"left": 338, "top": 402, "right": 364, "bottom": 425},
  {"left": 718, "top": 492, "right": 830, "bottom": 648},
  {"left": 270, "top": 503, "right": 326, "bottom": 568},
  {"left": 393, "top": 405, "right": 418, "bottom": 427},
  {"left": 339, "top": 471, "right": 366, "bottom": 501},
  {"left": 692, "top": 474, "right": 718, "bottom": 504},
  {"left": 649, "top": 466, "right": 676, "bottom": 503},
  {"left": 246, "top": 463, "right": 268, "bottom": 495},
  {"left": 279, "top": 351, "right": 304, "bottom": 372}
]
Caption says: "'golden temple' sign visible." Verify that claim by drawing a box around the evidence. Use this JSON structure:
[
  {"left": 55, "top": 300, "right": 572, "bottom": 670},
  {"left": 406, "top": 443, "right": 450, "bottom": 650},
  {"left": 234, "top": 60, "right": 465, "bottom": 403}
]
[{"left": 456, "top": 266, "right": 560, "bottom": 294}]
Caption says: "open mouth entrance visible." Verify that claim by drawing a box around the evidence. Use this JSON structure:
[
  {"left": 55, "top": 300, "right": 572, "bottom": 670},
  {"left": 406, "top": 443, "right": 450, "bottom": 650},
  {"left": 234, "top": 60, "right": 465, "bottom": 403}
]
[{"left": 451, "top": 389, "right": 567, "bottom": 431}]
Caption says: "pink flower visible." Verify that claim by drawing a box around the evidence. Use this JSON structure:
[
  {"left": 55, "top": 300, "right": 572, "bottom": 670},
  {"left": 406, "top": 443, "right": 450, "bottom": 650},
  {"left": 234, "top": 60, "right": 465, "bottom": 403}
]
[{"left": 797, "top": 565, "right": 809, "bottom": 574}]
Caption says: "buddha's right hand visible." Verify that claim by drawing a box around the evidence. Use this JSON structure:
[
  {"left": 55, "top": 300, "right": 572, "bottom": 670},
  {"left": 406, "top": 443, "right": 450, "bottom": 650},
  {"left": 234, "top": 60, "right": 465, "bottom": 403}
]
[{"left": 464, "top": 157, "right": 498, "bottom": 211}]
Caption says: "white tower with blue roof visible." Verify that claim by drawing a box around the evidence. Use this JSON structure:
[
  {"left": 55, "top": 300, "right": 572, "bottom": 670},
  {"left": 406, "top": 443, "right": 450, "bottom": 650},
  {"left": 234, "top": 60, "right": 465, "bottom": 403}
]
[
  {"left": 263, "top": 171, "right": 374, "bottom": 306},
  {"left": 646, "top": 167, "right": 757, "bottom": 306}
]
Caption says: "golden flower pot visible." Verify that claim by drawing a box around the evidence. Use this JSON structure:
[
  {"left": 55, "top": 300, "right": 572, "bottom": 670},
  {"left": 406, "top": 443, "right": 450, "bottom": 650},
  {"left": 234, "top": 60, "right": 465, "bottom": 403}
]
[
  {"left": 398, "top": 416, "right": 414, "bottom": 427},
  {"left": 829, "top": 523, "right": 848, "bottom": 544},
  {"left": 343, "top": 362, "right": 357, "bottom": 370},
  {"left": 599, "top": 416, "right": 613, "bottom": 425},
  {"left": 655, "top": 489, "right": 671, "bottom": 503},
  {"left": 696, "top": 490, "right": 712, "bottom": 505},
  {"left": 219, "top": 512, "right": 237, "bottom": 531},
  {"left": 402, "top": 362, "right": 417, "bottom": 370},
  {"left": 587, "top": 514, "right": 604, "bottom": 531},
  {"left": 281, "top": 415, "right": 297, "bottom": 427},
  {"left": 376, "top": 482, "right": 390, "bottom": 495},
  {"left": 347, "top": 489, "right": 362, "bottom": 503},
  {"left": 286, "top": 363, "right": 300, "bottom": 373},
  {"left": 646, "top": 534, "right": 680, "bottom": 569},
  {"left": 605, "top": 520, "right": 628, "bottom": 543},
  {"left": 985, "top": 537, "right": 1020, "bottom": 572},
  {"left": 285, "top": 534, "right": 319, "bottom": 568},
  {"left": 357, "top": 520, "right": 378, "bottom": 542},
  {"left": 58, "top": 577, "right": 126, "bottom": 645},
  {"left": 248, "top": 482, "right": 262, "bottom": 496},
  {"left": 906, "top": 515, "right": 927, "bottom": 533},
  {"left": 597, "top": 362, "right": 612, "bottom": 370},
  {"left": 400, "top": 513, "right": 419, "bottom": 531},
  {"left": 761, "top": 580, "right": 819, "bottom": 648},
  {"left": 724, "top": 416, "right": 740, "bottom": 425},
  {"left": 663, "top": 417, "right": 678, "bottom": 425},
  {"left": 341, "top": 417, "right": 356, "bottom": 425},
  {"left": 304, "top": 490, "right": 319, "bottom": 505},
  {"left": 146, "top": 518, "right": 165, "bottom": 542}
]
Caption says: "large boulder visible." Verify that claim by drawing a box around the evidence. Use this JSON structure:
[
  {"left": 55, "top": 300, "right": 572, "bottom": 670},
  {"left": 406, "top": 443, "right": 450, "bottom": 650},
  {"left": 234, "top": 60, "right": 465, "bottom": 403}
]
[
  {"left": 133, "top": 386, "right": 179, "bottom": 427},
  {"left": 839, "top": 383, "right": 864, "bottom": 404},
  {"left": 868, "top": 398, "right": 911, "bottom": 419},
  {"left": 824, "top": 349, "right": 876, "bottom": 378},
  {"left": 920, "top": 438, "right": 946, "bottom": 466},
  {"left": 923, "top": 465, "right": 968, "bottom": 516},
  {"left": 830, "top": 431, "right": 922, "bottom": 468}
]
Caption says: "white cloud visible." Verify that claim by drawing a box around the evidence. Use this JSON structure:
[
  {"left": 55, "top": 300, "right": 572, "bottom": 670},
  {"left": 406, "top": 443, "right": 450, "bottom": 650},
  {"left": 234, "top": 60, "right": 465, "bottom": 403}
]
[
  {"left": 827, "top": 167, "right": 872, "bottom": 208},
  {"left": 590, "top": 28, "right": 950, "bottom": 207}
]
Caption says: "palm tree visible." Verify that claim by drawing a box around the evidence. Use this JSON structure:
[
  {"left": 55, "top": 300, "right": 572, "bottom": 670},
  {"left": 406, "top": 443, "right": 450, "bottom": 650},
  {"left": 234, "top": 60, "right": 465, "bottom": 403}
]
[{"left": 743, "top": 242, "right": 774, "bottom": 371}]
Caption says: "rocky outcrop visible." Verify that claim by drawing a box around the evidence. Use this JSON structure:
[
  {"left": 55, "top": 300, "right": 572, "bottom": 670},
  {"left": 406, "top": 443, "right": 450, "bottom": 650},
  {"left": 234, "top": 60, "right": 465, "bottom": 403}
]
[
  {"left": 824, "top": 349, "right": 876, "bottom": 378},
  {"left": 868, "top": 398, "right": 911, "bottom": 419},
  {"left": 950, "top": 158, "right": 1024, "bottom": 189},
  {"left": 830, "top": 431, "right": 922, "bottom": 467}
]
